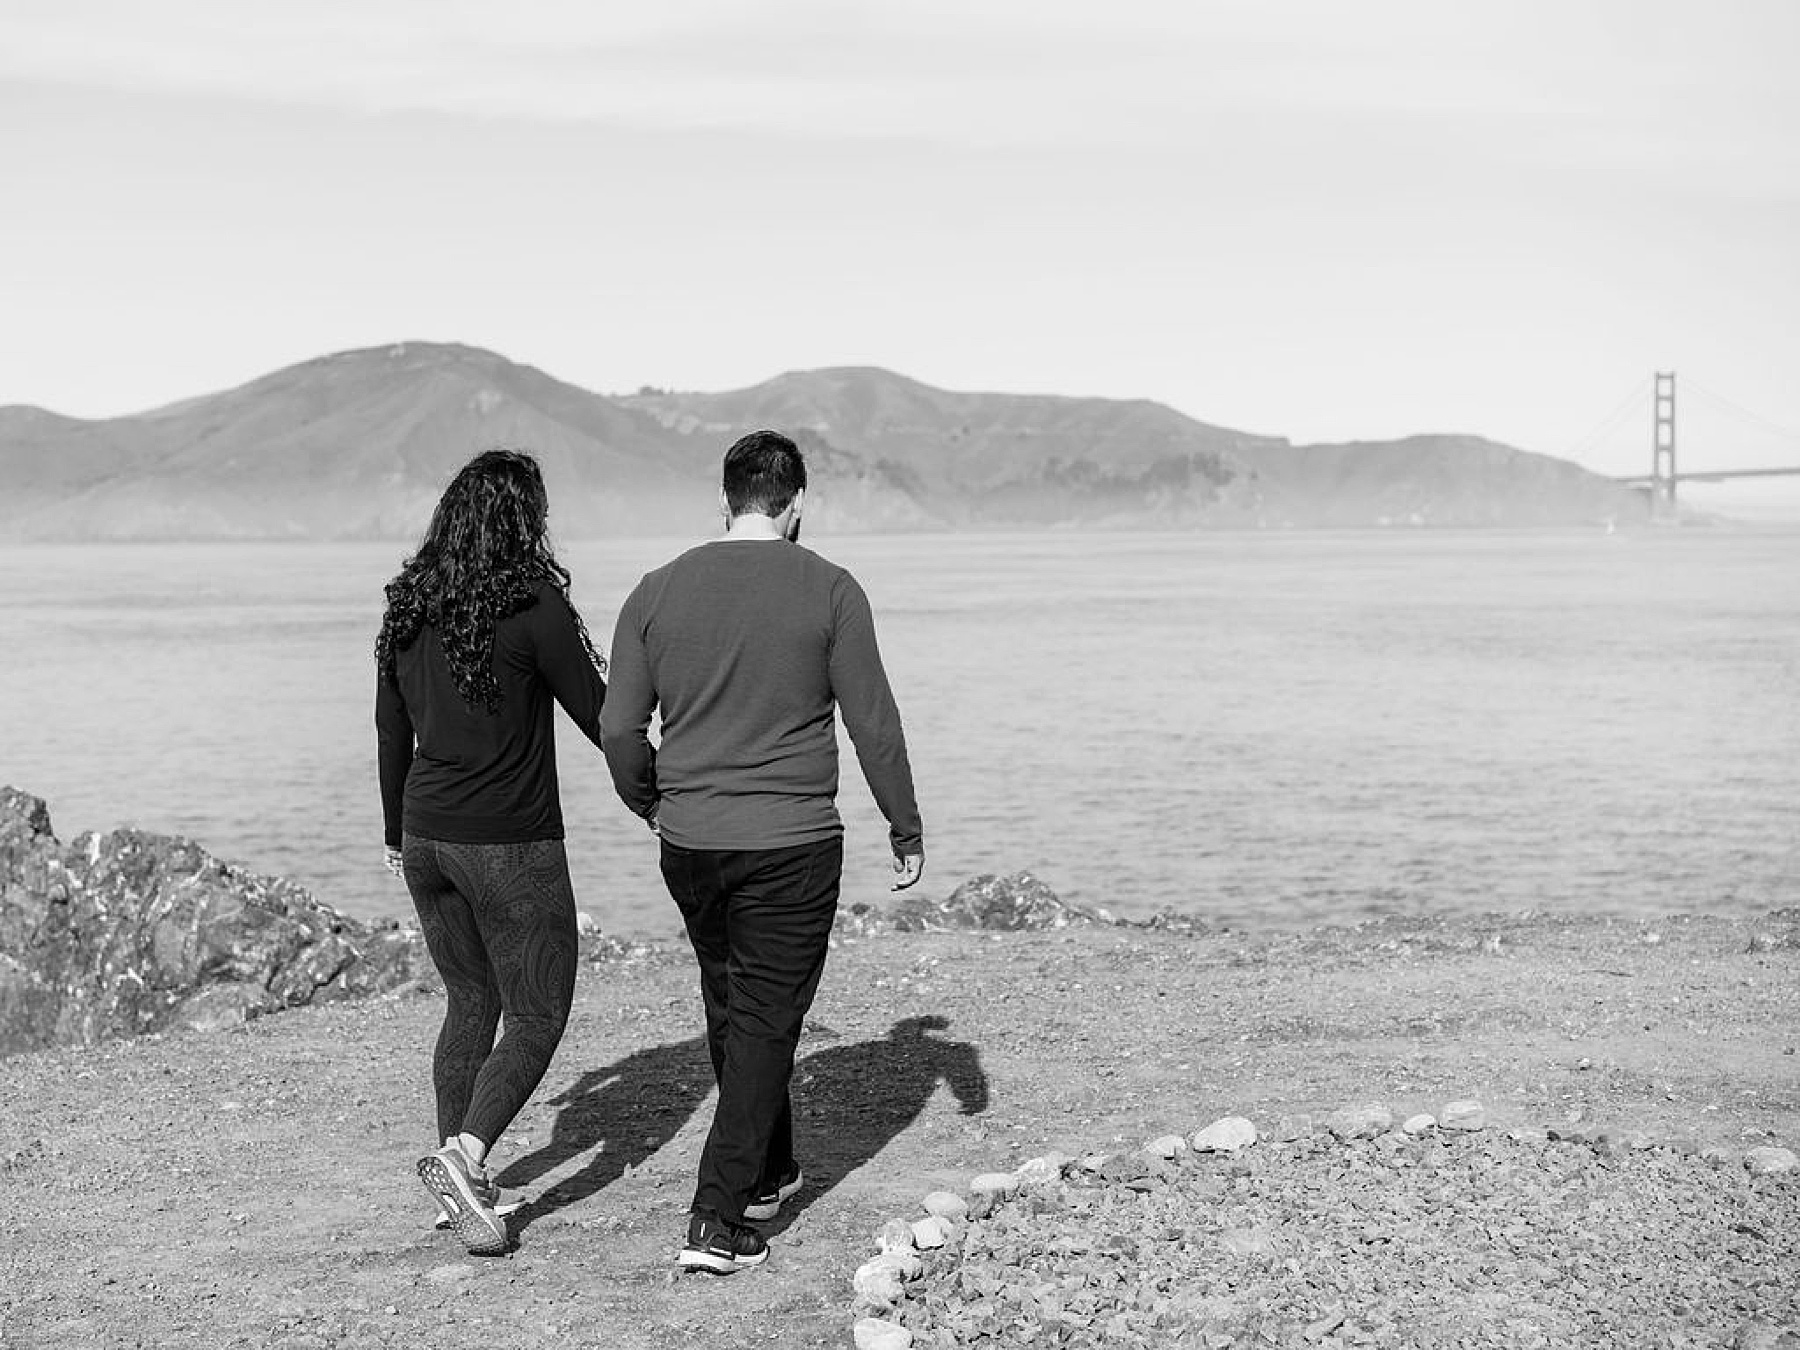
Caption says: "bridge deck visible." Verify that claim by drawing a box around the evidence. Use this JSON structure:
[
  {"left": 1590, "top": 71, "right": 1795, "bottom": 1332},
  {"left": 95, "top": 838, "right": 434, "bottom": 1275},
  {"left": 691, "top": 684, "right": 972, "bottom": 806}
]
[{"left": 1615, "top": 466, "right": 1800, "bottom": 485}]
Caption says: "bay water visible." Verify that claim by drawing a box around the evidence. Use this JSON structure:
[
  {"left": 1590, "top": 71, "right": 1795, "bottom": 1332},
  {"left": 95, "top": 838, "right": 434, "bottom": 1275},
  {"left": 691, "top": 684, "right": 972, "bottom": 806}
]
[{"left": 1, "top": 529, "right": 1794, "bottom": 940}]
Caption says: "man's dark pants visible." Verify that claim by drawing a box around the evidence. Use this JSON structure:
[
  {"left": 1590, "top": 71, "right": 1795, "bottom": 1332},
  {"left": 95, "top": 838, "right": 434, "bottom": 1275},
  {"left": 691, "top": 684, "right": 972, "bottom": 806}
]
[{"left": 659, "top": 834, "right": 843, "bottom": 1224}]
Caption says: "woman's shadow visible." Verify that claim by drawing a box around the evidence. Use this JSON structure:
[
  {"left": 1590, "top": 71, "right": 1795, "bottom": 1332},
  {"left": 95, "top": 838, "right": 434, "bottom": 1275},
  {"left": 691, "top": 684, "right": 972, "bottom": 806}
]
[
  {"left": 495, "top": 1034, "right": 715, "bottom": 1235},
  {"left": 499, "top": 1014, "right": 987, "bottom": 1234}
]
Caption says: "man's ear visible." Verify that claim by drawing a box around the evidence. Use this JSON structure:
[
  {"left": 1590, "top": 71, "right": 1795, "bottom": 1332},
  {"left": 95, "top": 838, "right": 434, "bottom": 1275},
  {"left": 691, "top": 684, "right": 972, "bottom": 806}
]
[
  {"left": 791, "top": 487, "right": 805, "bottom": 517},
  {"left": 719, "top": 488, "right": 731, "bottom": 521}
]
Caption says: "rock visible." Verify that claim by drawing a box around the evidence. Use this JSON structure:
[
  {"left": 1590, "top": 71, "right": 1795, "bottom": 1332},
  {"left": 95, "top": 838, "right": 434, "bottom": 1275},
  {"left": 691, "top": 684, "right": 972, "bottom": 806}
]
[
  {"left": 1143, "top": 1134, "right": 1187, "bottom": 1160},
  {"left": 1701, "top": 1147, "right": 1737, "bottom": 1168},
  {"left": 877, "top": 1218, "right": 917, "bottom": 1253},
  {"left": 1585, "top": 1131, "right": 1632, "bottom": 1158},
  {"left": 853, "top": 1257, "right": 907, "bottom": 1309},
  {"left": 1191, "top": 1116, "right": 1257, "bottom": 1153},
  {"left": 1303, "top": 1307, "right": 1347, "bottom": 1341},
  {"left": 1731, "top": 1319, "right": 1800, "bottom": 1349},
  {"left": 1744, "top": 1146, "right": 1799, "bottom": 1175},
  {"left": 1014, "top": 1153, "right": 1069, "bottom": 1185},
  {"left": 1138, "top": 908, "right": 1212, "bottom": 934},
  {"left": 969, "top": 1172, "right": 1019, "bottom": 1199},
  {"left": 853, "top": 1317, "right": 914, "bottom": 1350},
  {"left": 1401, "top": 1113, "right": 1437, "bottom": 1135},
  {"left": 1097, "top": 1154, "right": 1151, "bottom": 1185},
  {"left": 1548, "top": 1124, "right": 1598, "bottom": 1146},
  {"left": 922, "top": 1191, "right": 968, "bottom": 1221},
  {"left": 1747, "top": 927, "right": 1800, "bottom": 953},
  {"left": 833, "top": 870, "right": 1107, "bottom": 935},
  {"left": 1267, "top": 1114, "right": 1313, "bottom": 1143},
  {"left": 1326, "top": 1105, "right": 1394, "bottom": 1140},
  {"left": 0, "top": 788, "right": 432, "bottom": 1056},
  {"left": 1440, "top": 1100, "right": 1487, "bottom": 1131},
  {"left": 911, "top": 1216, "right": 952, "bottom": 1250},
  {"left": 1221, "top": 1226, "right": 1279, "bottom": 1258}
]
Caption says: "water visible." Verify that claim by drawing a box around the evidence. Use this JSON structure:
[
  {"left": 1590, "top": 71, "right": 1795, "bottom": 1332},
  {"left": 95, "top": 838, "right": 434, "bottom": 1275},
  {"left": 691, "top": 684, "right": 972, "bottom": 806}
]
[{"left": 1, "top": 529, "right": 1795, "bottom": 940}]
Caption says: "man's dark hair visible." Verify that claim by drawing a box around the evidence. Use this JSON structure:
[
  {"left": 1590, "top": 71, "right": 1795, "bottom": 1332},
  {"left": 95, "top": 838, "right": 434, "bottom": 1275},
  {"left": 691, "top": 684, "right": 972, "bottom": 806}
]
[{"left": 722, "top": 430, "right": 807, "bottom": 517}]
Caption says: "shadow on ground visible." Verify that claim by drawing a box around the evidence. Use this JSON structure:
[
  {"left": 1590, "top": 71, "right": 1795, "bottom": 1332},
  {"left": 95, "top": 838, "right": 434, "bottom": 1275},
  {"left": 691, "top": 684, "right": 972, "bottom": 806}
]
[
  {"left": 498, "top": 1014, "right": 988, "bottom": 1235},
  {"left": 497, "top": 1034, "right": 715, "bottom": 1234},
  {"left": 775, "top": 1014, "right": 989, "bottom": 1229}
]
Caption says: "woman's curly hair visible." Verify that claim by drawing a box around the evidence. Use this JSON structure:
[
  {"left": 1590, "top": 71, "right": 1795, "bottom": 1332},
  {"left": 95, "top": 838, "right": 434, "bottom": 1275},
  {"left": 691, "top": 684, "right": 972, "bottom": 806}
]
[{"left": 375, "top": 449, "right": 604, "bottom": 711}]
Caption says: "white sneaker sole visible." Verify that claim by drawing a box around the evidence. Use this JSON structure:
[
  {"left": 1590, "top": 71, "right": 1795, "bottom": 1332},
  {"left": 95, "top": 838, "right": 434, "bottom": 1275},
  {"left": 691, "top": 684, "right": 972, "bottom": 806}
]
[
  {"left": 743, "top": 1169, "right": 804, "bottom": 1222},
  {"left": 417, "top": 1154, "right": 509, "bottom": 1255},
  {"left": 434, "top": 1198, "right": 523, "bottom": 1231},
  {"left": 677, "top": 1245, "right": 769, "bottom": 1274}
]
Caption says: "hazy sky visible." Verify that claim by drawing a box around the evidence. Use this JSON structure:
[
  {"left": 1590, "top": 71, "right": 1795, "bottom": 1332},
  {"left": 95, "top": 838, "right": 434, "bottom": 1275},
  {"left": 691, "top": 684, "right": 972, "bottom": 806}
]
[{"left": 2, "top": 0, "right": 1797, "bottom": 496}]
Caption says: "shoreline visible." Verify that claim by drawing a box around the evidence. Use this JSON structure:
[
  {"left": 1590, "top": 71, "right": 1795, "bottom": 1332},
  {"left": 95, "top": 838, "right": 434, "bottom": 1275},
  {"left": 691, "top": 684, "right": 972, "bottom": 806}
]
[{"left": 4, "top": 906, "right": 1795, "bottom": 1347}]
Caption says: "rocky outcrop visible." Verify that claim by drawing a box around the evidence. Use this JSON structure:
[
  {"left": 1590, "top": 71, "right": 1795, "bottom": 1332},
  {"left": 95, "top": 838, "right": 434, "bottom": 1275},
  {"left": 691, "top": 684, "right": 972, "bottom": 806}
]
[
  {"left": 835, "top": 871, "right": 1111, "bottom": 937},
  {"left": 0, "top": 787, "right": 430, "bottom": 1056}
]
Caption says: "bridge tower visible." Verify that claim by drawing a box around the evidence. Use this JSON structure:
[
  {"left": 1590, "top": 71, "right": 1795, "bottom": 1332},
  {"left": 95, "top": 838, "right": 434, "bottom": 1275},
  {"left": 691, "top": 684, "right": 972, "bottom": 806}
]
[{"left": 1652, "top": 371, "right": 1677, "bottom": 516}]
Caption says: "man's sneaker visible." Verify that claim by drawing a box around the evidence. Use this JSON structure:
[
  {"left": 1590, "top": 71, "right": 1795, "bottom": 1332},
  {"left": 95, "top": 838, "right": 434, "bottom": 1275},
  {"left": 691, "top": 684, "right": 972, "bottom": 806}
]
[
  {"left": 417, "top": 1144, "right": 509, "bottom": 1255},
  {"left": 678, "top": 1213, "right": 769, "bottom": 1274},
  {"left": 743, "top": 1165, "right": 804, "bottom": 1222}
]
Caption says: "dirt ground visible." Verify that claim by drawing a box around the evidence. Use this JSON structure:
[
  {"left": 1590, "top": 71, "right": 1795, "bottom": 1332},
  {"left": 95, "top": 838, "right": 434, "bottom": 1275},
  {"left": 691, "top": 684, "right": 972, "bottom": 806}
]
[{"left": 2, "top": 907, "right": 1795, "bottom": 1349}]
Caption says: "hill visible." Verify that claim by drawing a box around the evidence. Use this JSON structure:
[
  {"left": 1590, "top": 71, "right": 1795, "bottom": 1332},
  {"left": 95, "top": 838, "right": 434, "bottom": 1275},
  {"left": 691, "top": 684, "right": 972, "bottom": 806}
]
[
  {"left": 0, "top": 344, "right": 1648, "bottom": 539},
  {"left": 621, "top": 367, "right": 1283, "bottom": 528},
  {"left": 1, "top": 344, "right": 710, "bottom": 540}
]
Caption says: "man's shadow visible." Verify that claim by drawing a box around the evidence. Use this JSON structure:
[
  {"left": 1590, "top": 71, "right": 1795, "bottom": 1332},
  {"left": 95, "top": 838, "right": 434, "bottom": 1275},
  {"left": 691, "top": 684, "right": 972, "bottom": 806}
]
[
  {"left": 775, "top": 1014, "right": 988, "bottom": 1228},
  {"left": 496, "top": 1034, "right": 714, "bottom": 1235},
  {"left": 500, "top": 1014, "right": 987, "bottom": 1234}
]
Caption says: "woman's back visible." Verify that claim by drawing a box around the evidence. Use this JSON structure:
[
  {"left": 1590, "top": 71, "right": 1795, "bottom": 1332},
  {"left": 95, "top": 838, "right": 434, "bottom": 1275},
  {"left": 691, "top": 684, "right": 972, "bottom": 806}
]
[{"left": 384, "top": 583, "right": 604, "bottom": 845}]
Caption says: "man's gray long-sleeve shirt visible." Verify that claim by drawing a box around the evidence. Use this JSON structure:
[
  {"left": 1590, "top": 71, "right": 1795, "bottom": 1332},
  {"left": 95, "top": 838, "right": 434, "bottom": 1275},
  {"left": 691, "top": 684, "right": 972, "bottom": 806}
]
[{"left": 600, "top": 540, "right": 923, "bottom": 855}]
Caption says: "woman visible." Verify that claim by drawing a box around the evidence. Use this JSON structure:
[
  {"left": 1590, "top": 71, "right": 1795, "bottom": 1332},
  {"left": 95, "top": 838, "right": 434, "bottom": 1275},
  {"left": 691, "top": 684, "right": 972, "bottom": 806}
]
[{"left": 375, "top": 448, "right": 606, "bottom": 1255}]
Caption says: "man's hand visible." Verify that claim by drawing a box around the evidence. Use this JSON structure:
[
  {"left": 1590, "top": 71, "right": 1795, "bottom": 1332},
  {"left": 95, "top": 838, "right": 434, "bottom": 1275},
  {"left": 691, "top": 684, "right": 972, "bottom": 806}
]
[
  {"left": 890, "top": 852, "right": 924, "bottom": 892},
  {"left": 383, "top": 845, "right": 404, "bottom": 878}
]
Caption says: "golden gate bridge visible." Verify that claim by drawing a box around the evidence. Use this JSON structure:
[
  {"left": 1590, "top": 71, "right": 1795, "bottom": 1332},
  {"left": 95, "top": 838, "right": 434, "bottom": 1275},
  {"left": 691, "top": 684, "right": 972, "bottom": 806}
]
[{"left": 1607, "top": 372, "right": 1800, "bottom": 517}]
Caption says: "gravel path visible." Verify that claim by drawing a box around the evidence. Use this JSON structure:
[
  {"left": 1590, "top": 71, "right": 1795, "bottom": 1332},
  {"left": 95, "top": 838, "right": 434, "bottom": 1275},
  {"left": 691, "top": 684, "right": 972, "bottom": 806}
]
[{"left": 3, "top": 908, "right": 1796, "bottom": 1349}]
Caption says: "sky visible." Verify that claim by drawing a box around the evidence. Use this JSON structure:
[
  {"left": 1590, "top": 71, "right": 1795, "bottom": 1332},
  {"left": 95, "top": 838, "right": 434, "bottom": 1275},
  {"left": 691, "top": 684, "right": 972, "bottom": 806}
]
[{"left": 2, "top": 0, "right": 1798, "bottom": 507}]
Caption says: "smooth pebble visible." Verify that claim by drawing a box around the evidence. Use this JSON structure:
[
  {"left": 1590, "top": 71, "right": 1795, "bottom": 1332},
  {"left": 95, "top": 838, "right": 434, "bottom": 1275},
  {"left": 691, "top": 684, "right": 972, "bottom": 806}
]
[
  {"left": 1191, "top": 1116, "right": 1257, "bottom": 1153},
  {"left": 853, "top": 1317, "right": 914, "bottom": 1350}
]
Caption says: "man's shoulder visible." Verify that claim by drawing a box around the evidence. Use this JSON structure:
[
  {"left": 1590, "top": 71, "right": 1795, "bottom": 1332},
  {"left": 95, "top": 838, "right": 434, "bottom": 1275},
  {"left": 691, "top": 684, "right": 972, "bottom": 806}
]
[
  {"left": 630, "top": 542, "right": 860, "bottom": 606},
  {"left": 781, "top": 541, "right": 838, "bottom": 570},
  {"left": 629, "top": 545, "right": 708, "bottom": 591},
  {"left": 806, "top": 547, "right": 868, "bottom": 599},
  {"left": 646, "top": 541, "right": 852, "bottom": 578}
]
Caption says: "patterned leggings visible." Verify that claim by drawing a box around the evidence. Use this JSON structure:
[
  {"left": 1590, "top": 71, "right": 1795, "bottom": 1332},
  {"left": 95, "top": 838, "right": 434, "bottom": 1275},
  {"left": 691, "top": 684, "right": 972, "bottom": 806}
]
[{"left": 401, "top": 835, "right": 579, "bottom": 1148}]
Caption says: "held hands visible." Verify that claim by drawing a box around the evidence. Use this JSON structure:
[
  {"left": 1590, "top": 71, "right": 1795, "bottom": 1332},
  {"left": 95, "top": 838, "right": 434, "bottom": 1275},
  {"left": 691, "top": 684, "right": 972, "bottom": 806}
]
[
  {"left": 383, "top": 845, "right": 404, "bottom": 878},
  {"left": 891, "top": 851, "right": 925, "bottom": 892}
]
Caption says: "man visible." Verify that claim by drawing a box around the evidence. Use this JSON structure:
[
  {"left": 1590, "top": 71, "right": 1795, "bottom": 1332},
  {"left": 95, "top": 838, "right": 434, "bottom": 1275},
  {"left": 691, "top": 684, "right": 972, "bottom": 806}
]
[{"left": 601, "top": 429, "right": 925, "bottom": 1274}]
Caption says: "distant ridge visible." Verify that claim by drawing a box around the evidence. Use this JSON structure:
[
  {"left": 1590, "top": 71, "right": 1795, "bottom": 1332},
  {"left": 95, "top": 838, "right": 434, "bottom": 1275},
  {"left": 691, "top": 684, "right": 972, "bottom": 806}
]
[{"left": 0, "top": 342, "right": 1648, "bottom": 540}]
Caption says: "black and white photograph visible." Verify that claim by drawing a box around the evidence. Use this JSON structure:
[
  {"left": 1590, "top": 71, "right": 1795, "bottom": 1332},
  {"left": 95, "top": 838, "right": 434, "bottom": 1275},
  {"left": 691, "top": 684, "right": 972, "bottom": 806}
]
[{"left": 1, "top": 2, "right": 1796, "bottom": 1346}]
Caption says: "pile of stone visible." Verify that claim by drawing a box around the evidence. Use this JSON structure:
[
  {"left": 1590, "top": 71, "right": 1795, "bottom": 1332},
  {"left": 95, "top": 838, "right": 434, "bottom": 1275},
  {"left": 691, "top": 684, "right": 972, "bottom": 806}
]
[
  {"left": 835, "top": 872, "right": 1114, "bottom": 938},
  {"left": 0, "top": 787, "right": 432, "bottom": 1055},
  {"left": 850, "top": 1105, "right": 1799, "bottom": 1349}
]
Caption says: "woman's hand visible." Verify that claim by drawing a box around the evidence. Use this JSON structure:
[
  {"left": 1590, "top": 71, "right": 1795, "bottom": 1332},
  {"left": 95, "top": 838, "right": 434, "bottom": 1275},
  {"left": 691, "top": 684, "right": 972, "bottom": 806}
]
[{"left": 384, "top": 845, "right": 404, "bottom": 878}]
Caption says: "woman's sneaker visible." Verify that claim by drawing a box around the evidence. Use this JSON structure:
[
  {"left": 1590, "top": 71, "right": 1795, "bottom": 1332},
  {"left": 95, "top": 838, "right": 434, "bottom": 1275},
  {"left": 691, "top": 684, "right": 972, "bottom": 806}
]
[
  {"left": 743, "top": 1165, "right": 804, "bottom": 1222},
  {"left": 678, "top": 1213, "right": 769, "bottom": 1274},
  {"left": 417, "top": 1143, "right": 509, "bottom": 1255},
  {"left": 432, "top": 1175, "right": 523, "bottom": 1231}
]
